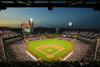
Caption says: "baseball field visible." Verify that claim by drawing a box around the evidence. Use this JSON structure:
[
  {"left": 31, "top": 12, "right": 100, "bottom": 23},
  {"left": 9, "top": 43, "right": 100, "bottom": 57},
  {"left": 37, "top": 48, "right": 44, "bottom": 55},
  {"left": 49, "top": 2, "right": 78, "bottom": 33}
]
[{"left": 26, "top": 39, "right": 74, "bottom": 61}]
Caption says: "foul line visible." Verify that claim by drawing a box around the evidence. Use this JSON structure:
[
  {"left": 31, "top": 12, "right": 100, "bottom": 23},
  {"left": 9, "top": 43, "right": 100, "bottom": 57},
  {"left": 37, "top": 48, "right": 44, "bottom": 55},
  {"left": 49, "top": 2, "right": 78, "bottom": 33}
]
[
  {"left": 61, "top": 51, "right": 73, "bottom": 61},
  {"left": 37, "top": 49, "right": 48, "bottom": 55},
  {"left": 26, "top": 50, "right": 37, "bottom": 61},
  {"left": 53, "top": 48, "right": 65, "bottom": 55},
  {"left": 35, "top": 47, "right": 65, "bottom": 58}
]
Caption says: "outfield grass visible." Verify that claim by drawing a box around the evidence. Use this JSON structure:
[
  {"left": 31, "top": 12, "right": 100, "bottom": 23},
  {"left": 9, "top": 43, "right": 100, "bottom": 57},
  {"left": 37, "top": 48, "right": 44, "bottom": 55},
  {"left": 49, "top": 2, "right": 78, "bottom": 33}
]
[{"left": 26, "top": 39, "right": 74, "bottom": 61}]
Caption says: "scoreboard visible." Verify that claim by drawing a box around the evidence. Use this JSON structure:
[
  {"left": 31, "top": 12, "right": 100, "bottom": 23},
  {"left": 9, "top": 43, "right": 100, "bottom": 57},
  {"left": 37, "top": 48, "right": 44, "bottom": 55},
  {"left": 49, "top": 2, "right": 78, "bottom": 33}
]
[{"left": 21, "top": 22, "right": 31, "bottom": 34}]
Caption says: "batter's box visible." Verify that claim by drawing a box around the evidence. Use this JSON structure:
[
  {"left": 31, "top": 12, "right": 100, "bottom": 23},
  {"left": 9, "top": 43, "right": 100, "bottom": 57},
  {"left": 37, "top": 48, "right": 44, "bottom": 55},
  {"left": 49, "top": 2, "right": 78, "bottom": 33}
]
[{"left": 35, "top": 45, "right": 65, "bottom": 58}]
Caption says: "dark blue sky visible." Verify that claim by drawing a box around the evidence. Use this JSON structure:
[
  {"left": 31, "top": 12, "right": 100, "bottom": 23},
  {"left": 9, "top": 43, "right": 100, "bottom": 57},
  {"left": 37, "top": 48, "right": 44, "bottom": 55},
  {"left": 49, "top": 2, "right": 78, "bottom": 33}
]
[{"left": 0, "top": 7, "right": 100, "bottom": 29}]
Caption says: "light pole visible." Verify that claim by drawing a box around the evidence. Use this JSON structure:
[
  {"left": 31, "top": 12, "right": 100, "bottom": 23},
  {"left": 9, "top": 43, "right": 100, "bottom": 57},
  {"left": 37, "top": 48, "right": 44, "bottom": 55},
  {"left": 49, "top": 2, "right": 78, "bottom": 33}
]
[
  {"left": 68, "top": 22, "right": 76, "bottom": 42},
  {"left": 29, "top": 18, "right": 34, "bottom": 34},
  {"left": 68, "top": 22, "right": 73, "bottom": 31}
]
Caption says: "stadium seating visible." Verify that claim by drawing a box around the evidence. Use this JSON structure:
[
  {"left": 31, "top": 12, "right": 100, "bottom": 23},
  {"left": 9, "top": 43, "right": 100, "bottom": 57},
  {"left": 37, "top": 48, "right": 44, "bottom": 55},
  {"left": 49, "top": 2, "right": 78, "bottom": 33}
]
[
  {"left": 62, "top": 30, "right": 100, "bottom": 45},
  {"left": 0, "top": 29, "right": 100, "bottom": 64},
  {"left": 0, "top": 38, "right": 5, "bottom": 61},
  {"left": 0, "top": 61, "right": 100, "bottom": 67}
]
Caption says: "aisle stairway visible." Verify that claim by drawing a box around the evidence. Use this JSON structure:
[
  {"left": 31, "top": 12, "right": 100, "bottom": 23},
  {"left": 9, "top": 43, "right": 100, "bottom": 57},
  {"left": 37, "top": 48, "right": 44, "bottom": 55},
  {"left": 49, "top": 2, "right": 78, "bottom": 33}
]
[
  {"left": 0, "top": 38, "right": 5, "bottom": 61},
  {"left": 96, "top": 38, "right": 100, "bottom": 60}
]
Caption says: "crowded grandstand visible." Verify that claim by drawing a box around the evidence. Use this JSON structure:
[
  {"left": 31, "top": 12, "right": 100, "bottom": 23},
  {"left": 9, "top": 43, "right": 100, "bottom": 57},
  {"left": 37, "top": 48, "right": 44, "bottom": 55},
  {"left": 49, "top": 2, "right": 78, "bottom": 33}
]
[{"left": 0, "top": 28, "right": 100, "bottom": 67}]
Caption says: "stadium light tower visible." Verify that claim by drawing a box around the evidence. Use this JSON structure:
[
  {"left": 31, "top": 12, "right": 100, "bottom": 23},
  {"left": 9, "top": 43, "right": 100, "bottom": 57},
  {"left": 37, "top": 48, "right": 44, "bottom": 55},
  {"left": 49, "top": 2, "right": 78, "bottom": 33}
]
[
  {"left": 29, "top": 18, "right": 34, "bottom": 34},
  {"left": 30, "top": 18, "right": 33, "bottom": 23},
  {"left": 68, "top": 22, "right": 72, "bottom": 26},
  {"left": 68, "top": 22, "right": 73, "bottom": 31}
]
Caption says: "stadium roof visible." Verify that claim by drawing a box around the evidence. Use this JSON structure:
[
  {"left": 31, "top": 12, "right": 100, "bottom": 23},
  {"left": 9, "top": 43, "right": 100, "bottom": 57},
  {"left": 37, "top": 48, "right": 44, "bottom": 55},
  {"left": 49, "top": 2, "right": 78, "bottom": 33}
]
[{"left": 0, "top": 0, "right": 100, "bottom": 10}]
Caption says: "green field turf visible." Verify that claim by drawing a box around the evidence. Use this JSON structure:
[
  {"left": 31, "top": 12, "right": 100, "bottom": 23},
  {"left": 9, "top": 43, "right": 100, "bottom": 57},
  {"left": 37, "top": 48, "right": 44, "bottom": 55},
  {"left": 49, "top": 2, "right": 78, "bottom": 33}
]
[
  {"left": 42, "top": 47, "right": 58, "bottom": 54},
  {"left": 26, "top": 39, "right": 74, "bottom": 61}
]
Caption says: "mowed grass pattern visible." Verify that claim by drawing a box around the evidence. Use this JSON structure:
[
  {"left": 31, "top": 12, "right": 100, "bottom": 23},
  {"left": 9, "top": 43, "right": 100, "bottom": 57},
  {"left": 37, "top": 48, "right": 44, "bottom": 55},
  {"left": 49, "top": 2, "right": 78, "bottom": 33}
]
[{"left": 26, "top": 39, "right": 74, "bottom": 61}]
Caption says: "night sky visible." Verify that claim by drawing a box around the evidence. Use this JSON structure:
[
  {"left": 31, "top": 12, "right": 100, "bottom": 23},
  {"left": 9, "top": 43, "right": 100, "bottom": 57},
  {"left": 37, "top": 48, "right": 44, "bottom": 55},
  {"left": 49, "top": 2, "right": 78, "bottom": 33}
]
[{"left": 0, "top": 7, "right": 100, "bottom": 29}]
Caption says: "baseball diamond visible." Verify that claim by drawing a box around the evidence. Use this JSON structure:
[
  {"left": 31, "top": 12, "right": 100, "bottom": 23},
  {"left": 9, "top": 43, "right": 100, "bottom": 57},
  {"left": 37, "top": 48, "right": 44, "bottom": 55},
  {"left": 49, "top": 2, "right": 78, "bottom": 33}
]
[{"left": 26, "top": 39, "right": 74, "bottom": 61}]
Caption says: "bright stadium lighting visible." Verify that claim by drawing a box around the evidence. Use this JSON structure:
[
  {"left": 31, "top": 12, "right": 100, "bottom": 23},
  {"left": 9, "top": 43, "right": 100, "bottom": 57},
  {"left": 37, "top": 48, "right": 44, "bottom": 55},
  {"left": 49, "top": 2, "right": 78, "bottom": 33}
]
[
  {"left": 29, "top": 18, "right": 33, "bottom": 23},
  {"left": 68, "top": 22, "right": 72, "bottom": 26}
]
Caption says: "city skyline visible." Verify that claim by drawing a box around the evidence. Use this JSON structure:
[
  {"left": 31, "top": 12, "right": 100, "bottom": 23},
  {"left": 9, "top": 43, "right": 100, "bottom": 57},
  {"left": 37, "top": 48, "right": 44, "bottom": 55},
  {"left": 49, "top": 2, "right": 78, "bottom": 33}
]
[{"left": 0, "top": 7, "right": 100, "bottom": 29}]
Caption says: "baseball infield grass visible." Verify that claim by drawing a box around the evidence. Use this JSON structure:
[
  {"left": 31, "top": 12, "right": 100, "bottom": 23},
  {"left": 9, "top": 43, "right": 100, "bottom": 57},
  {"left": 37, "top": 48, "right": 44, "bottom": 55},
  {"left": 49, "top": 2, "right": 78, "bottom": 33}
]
[{"left": 26, "top": 39, "right": 74, "bottom": 61}]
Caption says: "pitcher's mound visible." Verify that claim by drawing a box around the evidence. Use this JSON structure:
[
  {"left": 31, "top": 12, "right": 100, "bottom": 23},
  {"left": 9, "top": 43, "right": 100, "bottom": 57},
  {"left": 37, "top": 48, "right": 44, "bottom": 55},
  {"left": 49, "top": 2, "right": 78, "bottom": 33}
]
[{"left": 48, "top": 49, "right": 52, "bottom": 52}]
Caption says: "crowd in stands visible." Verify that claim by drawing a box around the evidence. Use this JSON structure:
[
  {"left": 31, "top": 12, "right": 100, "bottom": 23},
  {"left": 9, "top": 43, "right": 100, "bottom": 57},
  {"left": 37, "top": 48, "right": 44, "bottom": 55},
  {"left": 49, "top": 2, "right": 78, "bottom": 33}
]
[
  {"left": 0, "top": 39, "right": 4, "bottom": 61},
  {"left": 61, "top": 37, "right": 95, "bottom": 61},
  {"left": 0, "top": 29, "right": 100, "bottom": 66},
  {"left": 2, "top": 36, "right": 96, "bottom": 62},
  {"left": 62, "top": 31, "right": 100, "bottom": 45},
  {"left": 96, "top": 38, "right": 100, "bottom": 60},
  {"left": 0, "top": 30, "right": 20, "bottom": 38},
  {"left": 0, "top": 29, "right": 21, "bottom": 61},
  {"left": 4, "top": 40, "right": 33, "bottom": 61},
  {"left": 4, "top": 35, "right": 47, "bottom": 61},
  {"left": 0, "top": 60, "right": 100, "bottom": 67}
]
